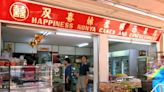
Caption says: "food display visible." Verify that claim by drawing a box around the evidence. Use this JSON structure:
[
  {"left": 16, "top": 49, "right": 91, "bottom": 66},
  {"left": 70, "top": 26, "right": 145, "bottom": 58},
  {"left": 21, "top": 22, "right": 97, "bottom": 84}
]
[
  {"left": 0, "top": 58, "right": 52, "bottom": 92},
  {"left": 99, "top": 76, "right": 141, "bottom": 92}
]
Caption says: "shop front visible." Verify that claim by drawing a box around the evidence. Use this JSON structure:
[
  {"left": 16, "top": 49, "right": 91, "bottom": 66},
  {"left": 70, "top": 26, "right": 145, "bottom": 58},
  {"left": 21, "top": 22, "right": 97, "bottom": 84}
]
[{"left": 0, "top": 0, "right": 163, "bottom": 92}]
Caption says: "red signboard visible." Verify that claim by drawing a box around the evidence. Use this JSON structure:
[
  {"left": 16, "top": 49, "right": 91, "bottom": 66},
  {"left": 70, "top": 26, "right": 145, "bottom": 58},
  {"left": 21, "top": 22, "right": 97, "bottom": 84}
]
[{"left": 0, "top": 0, "right": 162, "bottom": 41}]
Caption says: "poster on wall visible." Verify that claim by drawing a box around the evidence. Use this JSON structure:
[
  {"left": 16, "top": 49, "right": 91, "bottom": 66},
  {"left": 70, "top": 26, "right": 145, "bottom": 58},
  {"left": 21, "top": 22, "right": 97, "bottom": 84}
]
[
  {"left": 4, "top": 42, "right": 14, "bottom": 53},
  {"left": 1, "top": 42, "right": 14, "bottom": 58}
]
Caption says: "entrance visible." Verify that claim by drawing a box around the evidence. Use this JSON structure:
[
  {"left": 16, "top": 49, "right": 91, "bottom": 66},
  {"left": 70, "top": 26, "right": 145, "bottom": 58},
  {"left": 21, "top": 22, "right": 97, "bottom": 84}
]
[
  {"left": 108, "top": 38, "right": 157, "bottom": 92},
  {"left": 0, "top": 24, "right": 94, "bottom": 92}
]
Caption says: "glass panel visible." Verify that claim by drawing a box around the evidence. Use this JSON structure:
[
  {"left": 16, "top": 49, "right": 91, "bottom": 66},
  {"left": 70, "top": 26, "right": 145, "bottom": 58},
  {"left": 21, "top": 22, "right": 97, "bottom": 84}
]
[
  {"left": 10, "top": 65, "right": 52, "bottom": 92},
  {"left": 0, "top": 59, "right": 10, "bottom": 92}
]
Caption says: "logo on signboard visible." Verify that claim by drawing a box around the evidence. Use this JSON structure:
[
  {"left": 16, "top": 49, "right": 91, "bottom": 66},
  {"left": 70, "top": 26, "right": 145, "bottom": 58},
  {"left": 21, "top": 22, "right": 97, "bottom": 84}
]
[{"left": 10, "top": 2, "right": 29, "bottom": 21}]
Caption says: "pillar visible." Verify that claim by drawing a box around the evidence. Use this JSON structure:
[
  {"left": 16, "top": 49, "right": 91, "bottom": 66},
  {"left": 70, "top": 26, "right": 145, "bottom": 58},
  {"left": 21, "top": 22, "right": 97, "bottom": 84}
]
[
  {"left": 156, "top": 34, "right": 164, "bottom": 61},
  {"left": 93, "top": 36, "right": 99, "bottom": 92},
  {"left": 98, "top": 34, "right": 109, "bottom": 82},
  {"left": 0, "top": 22, "right": 1, "bottom": 56}
]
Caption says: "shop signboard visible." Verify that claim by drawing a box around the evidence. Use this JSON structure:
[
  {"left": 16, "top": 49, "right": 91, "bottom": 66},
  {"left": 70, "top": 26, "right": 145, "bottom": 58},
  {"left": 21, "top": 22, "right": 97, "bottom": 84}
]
[{"left": 0, "top": 0, "right": 162, "bottom": 41}]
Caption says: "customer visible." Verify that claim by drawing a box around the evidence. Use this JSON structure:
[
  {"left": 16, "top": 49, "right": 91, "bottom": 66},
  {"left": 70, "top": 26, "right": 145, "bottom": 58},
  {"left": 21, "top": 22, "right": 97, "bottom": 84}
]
[
  {"left": 64, "top": 58, "right": 72, "bottom": 92},
  {"left": 77, "top": 56, "right": 89, "bottom": 92}
]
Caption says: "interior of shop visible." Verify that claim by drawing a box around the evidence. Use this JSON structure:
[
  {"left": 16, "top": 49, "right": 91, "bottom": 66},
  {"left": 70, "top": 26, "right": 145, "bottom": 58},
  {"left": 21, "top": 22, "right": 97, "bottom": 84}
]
[
  {"left": 0, "top": 24, "right": 160, "bottom": 92},
  {"left": 0, "top": 24, "right": 94, "bottom": 92},
  {"left": 107, "top": 39, "right": 157, "bottom": 92}
]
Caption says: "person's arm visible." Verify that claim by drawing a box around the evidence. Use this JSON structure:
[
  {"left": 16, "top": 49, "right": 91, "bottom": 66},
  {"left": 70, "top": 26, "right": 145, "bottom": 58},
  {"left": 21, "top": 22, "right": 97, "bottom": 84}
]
[
  {"left": 66, "top": 76, "right": 69, "bottom": 83},
  {"left": 85, "top": 65, "right": 89, "bottom": 85},
  {"left": 66, "top": 66, "right": 71, "bottom": 83}
]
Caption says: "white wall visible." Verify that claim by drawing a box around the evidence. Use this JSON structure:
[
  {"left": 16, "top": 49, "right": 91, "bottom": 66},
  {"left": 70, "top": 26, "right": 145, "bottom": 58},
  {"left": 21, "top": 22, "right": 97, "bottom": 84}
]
[
  {"left": 129, "top": 50, "right": 138, "bottom": 76},
  {"left": 109, "top": 42, "right": 155, "bottom": 52},
  {"left": 4, "top": 42, "right": 93, "bottom": 55},
  {"left": 15, "top": 43, "right": 37, "bottom": 53},
  {"left": 0, "top": 23, "right": 1, "bottom": 55},
  {"left": 59, "top": 46, "right": 75, "bottom": 55},
  {"left": 76, "top": 47, "right": 91, "bottom": 55},
  {"left": 52, "top": 45, "right": 59, "bottom": 52},
  {"left": 99, "top": 34, "right": 109, "bottom": 82}
]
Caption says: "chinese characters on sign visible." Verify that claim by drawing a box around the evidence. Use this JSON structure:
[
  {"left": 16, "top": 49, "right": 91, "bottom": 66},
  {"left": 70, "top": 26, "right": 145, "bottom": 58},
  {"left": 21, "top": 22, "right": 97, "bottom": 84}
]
[
  {"left": 87, "top": 16, "right": 94, "bottom": 26},
  {"left": 10, "top": 2, "right": 29, "bottom": 21},
  {"left": 0, "top": 0, "right": 161, "bottom": 41},
  {"left": 41, "top": 7, "right": 52, "bottom": 19},
  {"left": 66, "top": 12, "right": 74, "bottom": 22}
]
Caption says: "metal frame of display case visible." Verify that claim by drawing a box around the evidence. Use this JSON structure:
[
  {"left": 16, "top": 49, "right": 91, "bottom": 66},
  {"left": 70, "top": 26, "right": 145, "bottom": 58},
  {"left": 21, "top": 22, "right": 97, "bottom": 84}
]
[{"left": 0, "top": 59, "right": 10, "bottom": 92}]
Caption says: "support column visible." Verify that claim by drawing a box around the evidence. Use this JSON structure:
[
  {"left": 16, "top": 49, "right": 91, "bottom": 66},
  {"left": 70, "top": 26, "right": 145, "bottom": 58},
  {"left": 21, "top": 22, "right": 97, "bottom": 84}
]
[
  {"left": 0, "top": 22, "right": 1, "bottom": 56},
  {"left": 93, "top": 36, "right": 99, "bottom": 92},
  {"left": 98, "top": 34, "right": 109, "bottom": 82},
  {"left": 157, "top": 34, "right": 164, "bottom": 61}
]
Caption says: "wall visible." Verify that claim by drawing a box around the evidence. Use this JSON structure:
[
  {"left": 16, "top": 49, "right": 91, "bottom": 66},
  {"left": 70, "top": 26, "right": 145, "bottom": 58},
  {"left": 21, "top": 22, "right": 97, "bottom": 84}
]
[
  {"left": 109, "top": 42, "right": 156, "bottom": 54},
  {"left": 129, "top": 50, "right": 138, "bottom": 76},
  {"left": 3, "top": 42, "right": 93, "bottom": 55}
]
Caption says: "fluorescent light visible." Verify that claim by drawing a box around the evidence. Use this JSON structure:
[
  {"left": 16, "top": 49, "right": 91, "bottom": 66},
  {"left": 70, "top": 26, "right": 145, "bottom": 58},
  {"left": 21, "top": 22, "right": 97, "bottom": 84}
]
[
  {"left": 78, "top": 43, "right": 89, "bottom": 47},
  {"left": 41, "top": 31, "right": 53, "bottom": 36},
  {"left": 109, "top": 38, "right": 130, "bottom": 43},
  {"left": 56, "top": 32, "right": 91, "bottom": 39},
  {"left": 132, "top": 41, "right": 151, "bottom": 45},
  {"left": 43, "top": 31, "right": 48, "bottom": 35},
  {"left": 103, "top": 1, "right": 164, "bottom": 21},
  {"left": 108, "top": 38, "right": 151, "bottom": 45}
]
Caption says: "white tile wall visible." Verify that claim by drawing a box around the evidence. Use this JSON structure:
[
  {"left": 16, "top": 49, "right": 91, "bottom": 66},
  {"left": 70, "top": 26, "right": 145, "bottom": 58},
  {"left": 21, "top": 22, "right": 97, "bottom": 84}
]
[
  {"left": 15, "top": 43, "right": 37, "bottom": 53},
  {"left": 59, "top": 46, "right": 75, "bottom": 55},
  {"left": 75, "top": 47, "right": 91, "bottom": 55},
  {"left": 52, "top": 45, "right": 59, "bottom": 52}
]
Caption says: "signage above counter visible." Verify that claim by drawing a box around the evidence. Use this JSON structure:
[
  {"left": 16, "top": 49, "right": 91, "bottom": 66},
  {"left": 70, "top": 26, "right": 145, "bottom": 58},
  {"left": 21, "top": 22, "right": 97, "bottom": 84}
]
[{"left": 0, "top": 0, "right": 162, "bottom": 41}]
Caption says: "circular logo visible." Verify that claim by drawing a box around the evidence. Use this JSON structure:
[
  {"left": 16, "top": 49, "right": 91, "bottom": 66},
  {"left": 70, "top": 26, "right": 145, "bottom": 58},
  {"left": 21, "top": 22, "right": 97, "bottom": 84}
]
[{"left": 10, "top": 2, "right": 29, "bottom": 21}]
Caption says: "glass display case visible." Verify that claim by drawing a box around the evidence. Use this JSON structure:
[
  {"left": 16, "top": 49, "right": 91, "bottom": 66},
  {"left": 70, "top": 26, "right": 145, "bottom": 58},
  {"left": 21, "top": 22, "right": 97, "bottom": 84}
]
[
  {"left": 0, "top": 59, "right": 10, "bottom": 92},
  {"left": 109, "top": 57, "right": 129, "bottom": 75},
  {"left": 0, "top": 58, "right": 52, "bottom": 92},
  {"left": 10, "top": 65, "right": 52, "bottom": 92}
]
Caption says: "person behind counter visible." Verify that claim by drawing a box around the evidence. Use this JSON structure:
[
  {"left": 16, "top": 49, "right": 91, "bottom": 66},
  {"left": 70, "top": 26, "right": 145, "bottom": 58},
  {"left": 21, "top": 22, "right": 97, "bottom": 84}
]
[
  {"left": 77, "top": 56, "right": 89, "bottom": 92},
  {"left": 23, "top": 56, "right": 36, "bottom": 81},
  {"left": 64, "top": 58, "right": 72, "bottom": 92}
]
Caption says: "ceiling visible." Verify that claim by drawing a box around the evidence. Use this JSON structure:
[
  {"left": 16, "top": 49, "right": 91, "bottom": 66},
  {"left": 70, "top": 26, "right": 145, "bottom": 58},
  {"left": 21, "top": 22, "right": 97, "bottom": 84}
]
[
  {"left": 2, "top": 26, "right": 93, "bottom": 47},
  {"left": 31, "top": 0, "right": 164, "bottom": 30},
  {"left": 2, "top": 26, "right": 117, "bottom": 46}
]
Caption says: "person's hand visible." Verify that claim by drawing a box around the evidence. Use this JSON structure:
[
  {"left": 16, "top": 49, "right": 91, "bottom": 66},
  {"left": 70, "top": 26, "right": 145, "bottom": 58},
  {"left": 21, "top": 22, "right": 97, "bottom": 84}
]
[
  {"left": 85, "top": 76, "right": 88, "bottom": 85},
  {"left": 66, "top": 79, "right": 69, "bottom": 83},
  {"left": 76, "top": 73, "right": 79, "bottom": 77}
]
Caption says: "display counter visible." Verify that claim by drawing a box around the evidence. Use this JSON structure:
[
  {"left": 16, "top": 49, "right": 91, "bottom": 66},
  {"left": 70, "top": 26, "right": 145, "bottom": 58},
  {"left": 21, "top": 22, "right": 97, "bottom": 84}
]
[
  {"left": 0, "top": 58, "right": 52, "bottom": 92},
  {"left": 99, "top": 77, "right": 141, "bottom": 92}
]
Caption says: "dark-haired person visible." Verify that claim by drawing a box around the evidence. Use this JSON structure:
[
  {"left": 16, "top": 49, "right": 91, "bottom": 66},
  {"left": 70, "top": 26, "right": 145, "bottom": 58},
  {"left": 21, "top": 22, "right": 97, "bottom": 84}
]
[
  {"left": 23, "top": 56, "right": 35, "bottom": 81},
  {"left": 64, "top": 58, "right": 72, "bottom": 92},
  {"left": 77, "top": 56, "right": 89, "bottom": 92}
]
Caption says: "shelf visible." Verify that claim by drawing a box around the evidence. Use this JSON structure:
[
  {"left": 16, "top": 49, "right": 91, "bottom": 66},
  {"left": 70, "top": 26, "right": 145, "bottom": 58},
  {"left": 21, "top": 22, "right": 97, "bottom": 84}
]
[
  {"left": 0, "top": 72, "right": 9, "bottom": 75},
  {"left": 0, "top": 66, "right": 10, "bottom": 68}
]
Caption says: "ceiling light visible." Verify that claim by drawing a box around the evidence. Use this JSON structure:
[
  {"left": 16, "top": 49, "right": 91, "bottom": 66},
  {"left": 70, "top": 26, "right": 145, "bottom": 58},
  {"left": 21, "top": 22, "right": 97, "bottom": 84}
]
[
  {"left": 109, "top": 38, "right": 130, "bottom": 43},
  {"left": 103, "top": 1, "right": 164, "bottom": 21},
  {"left": 41, "top": 31, "right": 53, "bottom": 36},
  {"left": 108, "top": 38, "right": 151, "bottom": 45},
  {"left": 78, "top": 43, "right": 89, "bottom": 47},
  {"left": 56, "top": 32, "right": 92, "bottom": 39},
  {"left": 132, "top": 41, "right": 151, "bottom": 45}
]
